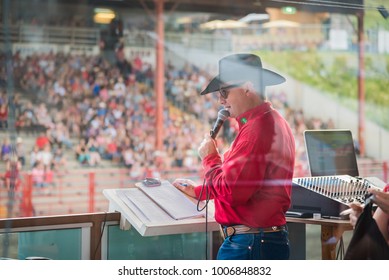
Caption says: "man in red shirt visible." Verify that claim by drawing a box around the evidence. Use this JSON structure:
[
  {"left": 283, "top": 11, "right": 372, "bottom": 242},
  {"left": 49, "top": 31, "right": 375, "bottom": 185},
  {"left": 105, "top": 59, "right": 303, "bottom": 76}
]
[{"left": 173, "top": 53, "right": 295, "bottom": 260}]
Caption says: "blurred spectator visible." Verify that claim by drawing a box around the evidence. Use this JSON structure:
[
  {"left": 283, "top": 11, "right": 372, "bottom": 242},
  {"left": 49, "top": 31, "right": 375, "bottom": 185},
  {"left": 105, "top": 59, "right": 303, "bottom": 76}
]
[
  {"left": 3, "top": 157, "right": 22, "bottom": 191},
  {"left": 129, "top": 162, "right": 145, "bottom": 180},
  {"left": 29, "top": 145, "right": 40, "bottom": 168},
  {"left": 103, "top": 136, "right": 121, "bottom": 163},
  {"left": 49, "top": 122, "right": 73, "bottom": 149},
  {"left": 52, "top": 146, "right": 68, "bottom": 172},
  {"left": 36, "top": 144, "right": 54, "bottom": 170},
  {"left": 0, "top": 102, "right": 8, "bottom": 129},
  {"left": 75, "top": 138, "right": 90, "bottom": 166},
  {"left": 1, "top": 137, "right": 12, "bottom": 162},
  {"left": 113, "top": 76, "right": 126, "bottom": 97},
  {"left": 15, "top": 137, "right": 26, "bottom": 166},
  {"left": 20, "top": 101, "right": 38, "bottom": 129},
  {"left": 122, "top": 146, "right": 135, "bottom": 169},
  {"left": 15, "top": 112, "right": 28, "bottom": 134},
  {"left": 35, "top": 131, "right": 50, "bottom": 150},
  {"left": 87, "top": 137, "right": 101, "bottom": 167},
  {"left": 12, "top": 93, "right": 23, "bottom": 116},
  {"left": 35, "top": 103, "right": 54, "bottom": 129},
  {"left": 31, "top": 161, "right": 48, "bottom": 188},
  {"left": 0, "top": 90, "right": 6, "bottom": 105}
]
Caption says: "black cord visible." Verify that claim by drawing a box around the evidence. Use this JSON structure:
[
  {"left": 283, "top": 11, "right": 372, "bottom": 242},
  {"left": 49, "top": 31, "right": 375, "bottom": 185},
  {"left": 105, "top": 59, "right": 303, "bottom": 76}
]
[
  {"left": 196, "top": 178, "right": 211, "bottom": 260},
  {"left": 94, "top": 211, "right": 108, "bottom": 259},
  {"left": 196, "top": 178, "right": 210, "bottom": 211},
  {"left": 336, "top": 236, "right": 345, "bottom": 259},
  {"left": 196, "top": 165, "right": 220, "bottom": 260}
]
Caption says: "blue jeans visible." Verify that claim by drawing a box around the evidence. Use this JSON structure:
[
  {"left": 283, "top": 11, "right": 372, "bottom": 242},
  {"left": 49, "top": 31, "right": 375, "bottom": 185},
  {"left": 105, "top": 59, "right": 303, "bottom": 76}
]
[{"left": 217, "top": 229, "right": 290, "bottom": 260}]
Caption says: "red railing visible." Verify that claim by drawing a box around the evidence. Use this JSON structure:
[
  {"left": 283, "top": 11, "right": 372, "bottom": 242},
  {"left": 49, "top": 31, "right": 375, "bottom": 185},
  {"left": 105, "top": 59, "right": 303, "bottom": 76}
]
[{"left": 88, "top": 172, "right": 95, "bottom": 213}]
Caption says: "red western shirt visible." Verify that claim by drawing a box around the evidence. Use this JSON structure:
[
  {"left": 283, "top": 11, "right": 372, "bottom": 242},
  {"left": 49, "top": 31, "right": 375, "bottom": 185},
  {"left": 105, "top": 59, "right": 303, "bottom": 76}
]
[{"left": 195, "top": 102, "right": 295, "bottom": 228}]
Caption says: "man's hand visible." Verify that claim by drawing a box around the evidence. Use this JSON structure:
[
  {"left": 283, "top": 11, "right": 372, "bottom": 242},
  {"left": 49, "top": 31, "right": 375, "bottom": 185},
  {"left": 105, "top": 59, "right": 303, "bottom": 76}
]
[
  {"left": 348, "top": 202, "right": 364, "bottom": 228},
  {"left": 198, "top": 135, "right": 218, "bottom": 160},
  {"left": 172, "top": 178, "right": 197, "bottom": 198}
]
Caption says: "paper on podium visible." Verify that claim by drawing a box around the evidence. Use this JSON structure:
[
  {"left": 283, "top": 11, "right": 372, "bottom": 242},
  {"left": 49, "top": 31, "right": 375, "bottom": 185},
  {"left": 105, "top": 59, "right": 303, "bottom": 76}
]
[
  {"left": 117, "top": 188, "right": 174, "bottom": 223},
  {"left": 136, "top": 179, "right": 205, "bottom": 220}
]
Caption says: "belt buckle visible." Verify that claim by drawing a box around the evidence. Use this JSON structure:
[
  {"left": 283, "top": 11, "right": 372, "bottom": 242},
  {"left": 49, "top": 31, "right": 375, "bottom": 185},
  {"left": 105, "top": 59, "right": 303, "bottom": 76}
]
[
  {"left": 272, "top": 226, "right": 278, "bottom": 231},
  {"left": 220, "top": 226, "right": 235, "bottom": 239},
  {"left": 226, "top": 226, "right": 235, "bottom": 237}
]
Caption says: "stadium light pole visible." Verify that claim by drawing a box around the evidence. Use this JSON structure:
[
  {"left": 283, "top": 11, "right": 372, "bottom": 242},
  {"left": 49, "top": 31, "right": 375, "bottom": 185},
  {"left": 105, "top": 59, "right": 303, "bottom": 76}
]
[{"left": 155, "top": 0, "right": 165, "bottom": 151}]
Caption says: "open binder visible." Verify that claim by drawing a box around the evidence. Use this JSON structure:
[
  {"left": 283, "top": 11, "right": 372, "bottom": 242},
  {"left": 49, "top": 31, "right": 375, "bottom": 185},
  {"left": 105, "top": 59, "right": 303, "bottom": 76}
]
[{"left": 118, "top": 179, "right": 205, "bottom": 222}]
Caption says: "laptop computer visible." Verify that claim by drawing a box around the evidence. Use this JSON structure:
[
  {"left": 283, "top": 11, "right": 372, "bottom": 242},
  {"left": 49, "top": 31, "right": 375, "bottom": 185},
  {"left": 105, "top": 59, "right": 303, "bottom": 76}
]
[
  {"left": 287, "top": 129, "right": 384, "bottom": 219},
  {"left": 287, "top": 129, "right": 359, "bottom": 218},
  {"left": 304, "top": 129, "right": 359, "bottom": 177}
]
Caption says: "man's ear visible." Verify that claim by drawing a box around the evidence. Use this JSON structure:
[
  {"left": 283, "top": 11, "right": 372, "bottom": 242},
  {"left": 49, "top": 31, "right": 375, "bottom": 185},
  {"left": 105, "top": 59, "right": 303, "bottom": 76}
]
[{"left": 243, "top": 81, "right": 255, "bottom": 94}]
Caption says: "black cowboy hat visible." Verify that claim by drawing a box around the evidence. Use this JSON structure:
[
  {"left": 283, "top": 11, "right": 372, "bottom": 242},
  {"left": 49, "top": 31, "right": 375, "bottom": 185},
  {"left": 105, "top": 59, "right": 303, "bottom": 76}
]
[{"left": 200, "top": 53, "right": 285, "bottom": 95}]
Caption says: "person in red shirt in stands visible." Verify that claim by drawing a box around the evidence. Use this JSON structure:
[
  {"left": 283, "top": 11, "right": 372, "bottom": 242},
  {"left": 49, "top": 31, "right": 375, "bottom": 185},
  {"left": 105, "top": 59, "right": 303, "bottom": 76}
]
[
  {"left": 173, "top": 53, "right": 295, "bottom": 260},
  {"left": 35, "top": 131, "right": 50, "bottom": 150},
  {"left": 0, "top": 103, "right": 8, "bottom": 129},
  {"left": 4, "top": 156, "right": 22, "bottom": 191}
]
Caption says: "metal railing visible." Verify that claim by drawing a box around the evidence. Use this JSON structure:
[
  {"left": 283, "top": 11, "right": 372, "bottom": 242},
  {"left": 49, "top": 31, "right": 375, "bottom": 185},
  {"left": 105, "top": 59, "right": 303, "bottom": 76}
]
[
  {"left": 0, "top": 24, "right": 100, "bottom": 46},
  {"left": 2, "top": 24, "right": 388, "bottom": 54}
]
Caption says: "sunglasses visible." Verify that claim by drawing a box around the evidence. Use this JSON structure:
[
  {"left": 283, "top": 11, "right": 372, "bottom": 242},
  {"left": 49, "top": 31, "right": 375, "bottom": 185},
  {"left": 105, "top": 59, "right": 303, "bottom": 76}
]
[{"left": 218, "top": 83, "right": 244, "bottom": 99}]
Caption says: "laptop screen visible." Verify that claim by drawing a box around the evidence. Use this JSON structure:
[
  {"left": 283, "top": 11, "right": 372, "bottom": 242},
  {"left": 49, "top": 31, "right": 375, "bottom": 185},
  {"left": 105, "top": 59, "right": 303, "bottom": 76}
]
[{"left": 304, "top": 129, "right": 359, "bottom": 177}]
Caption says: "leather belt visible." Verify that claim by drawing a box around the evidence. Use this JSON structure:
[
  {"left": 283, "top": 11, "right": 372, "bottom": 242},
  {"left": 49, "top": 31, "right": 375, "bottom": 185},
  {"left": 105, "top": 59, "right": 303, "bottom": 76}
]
[{"left": 221, "top": 224, "right": 286, "bottom": 238}]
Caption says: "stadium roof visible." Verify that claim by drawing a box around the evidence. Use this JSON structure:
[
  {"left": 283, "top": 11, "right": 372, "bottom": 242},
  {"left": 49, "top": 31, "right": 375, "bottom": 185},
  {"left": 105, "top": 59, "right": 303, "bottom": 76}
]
[{"left": 70, "top": 0, "right": 365, "bottom": 16}]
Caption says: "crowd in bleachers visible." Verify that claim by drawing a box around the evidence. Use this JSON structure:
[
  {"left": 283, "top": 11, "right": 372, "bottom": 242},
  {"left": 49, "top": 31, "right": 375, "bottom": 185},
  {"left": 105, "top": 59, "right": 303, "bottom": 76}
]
[{"left": 0, "top": 49, "right": 338, "bottom": 189}]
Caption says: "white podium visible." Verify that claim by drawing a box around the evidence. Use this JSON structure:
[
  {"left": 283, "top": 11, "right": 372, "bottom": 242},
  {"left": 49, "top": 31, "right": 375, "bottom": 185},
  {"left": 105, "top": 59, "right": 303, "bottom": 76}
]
[{"left": 103, "top": 186, "right": 220, "bottom": 237}]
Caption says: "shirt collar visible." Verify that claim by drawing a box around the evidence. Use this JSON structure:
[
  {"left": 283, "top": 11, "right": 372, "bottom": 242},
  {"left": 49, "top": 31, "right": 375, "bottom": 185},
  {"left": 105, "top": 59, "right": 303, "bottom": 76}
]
[{"left": 236, "top": 101, "right": 273, "bottom": 129}]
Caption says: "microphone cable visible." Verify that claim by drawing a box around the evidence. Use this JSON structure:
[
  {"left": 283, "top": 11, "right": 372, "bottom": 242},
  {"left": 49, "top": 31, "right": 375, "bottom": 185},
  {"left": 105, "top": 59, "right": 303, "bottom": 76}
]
[
  {"left": 336, "top": 235, "right": 345, "bottom": 260},
  {"left": 196, "top": 165, "right": 219, "bottom": 260},
  {"left": 196, "top": 178, "right": 210, "bottom": 260}
]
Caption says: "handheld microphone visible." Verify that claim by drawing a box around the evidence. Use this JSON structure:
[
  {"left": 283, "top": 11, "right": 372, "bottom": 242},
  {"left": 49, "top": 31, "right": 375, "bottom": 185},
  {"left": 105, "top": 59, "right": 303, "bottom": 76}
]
[{"left": 210, "top": 109, "right": 230, "bottom": 139}]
